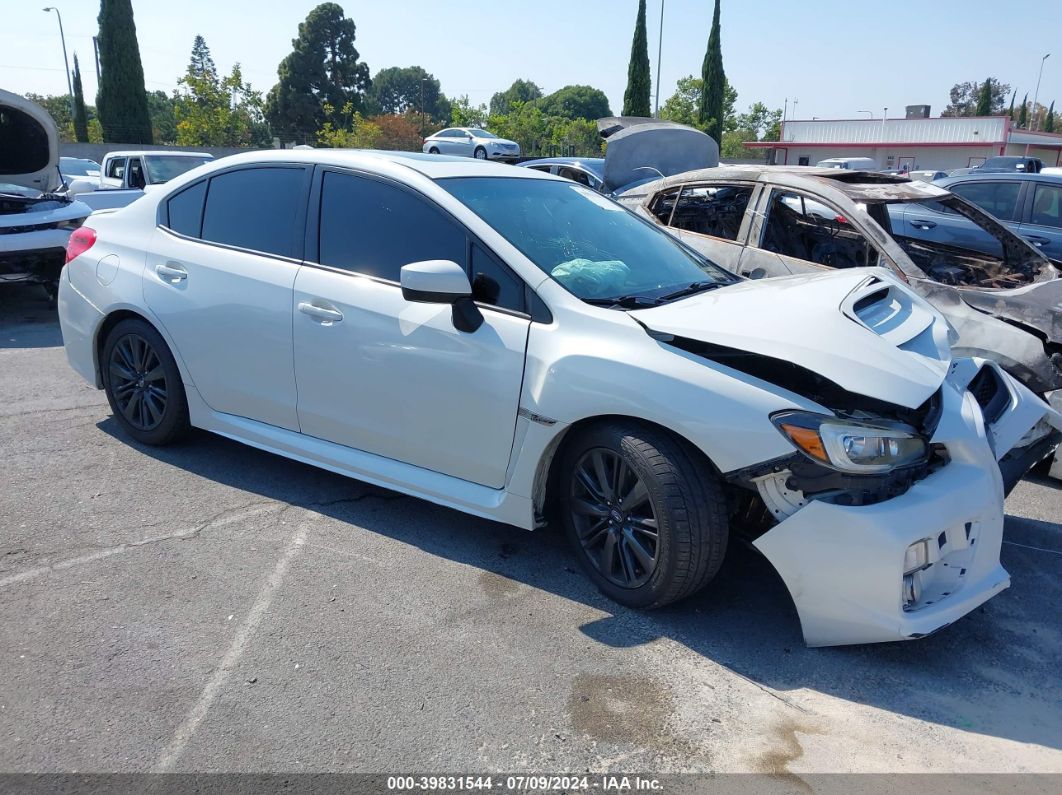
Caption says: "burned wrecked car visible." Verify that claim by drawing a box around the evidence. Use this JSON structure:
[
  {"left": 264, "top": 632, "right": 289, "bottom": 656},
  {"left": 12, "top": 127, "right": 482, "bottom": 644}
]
[
  {"left": 0, "top": 89, "right": 91, "bottom": 299},
  {"left": 618, "top": 166, "right": 1062, "bottom": 482}
]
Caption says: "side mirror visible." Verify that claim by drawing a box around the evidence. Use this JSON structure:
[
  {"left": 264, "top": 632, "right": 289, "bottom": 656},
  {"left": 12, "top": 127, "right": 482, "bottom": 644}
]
[
  {"left": 747, "top": 267, "right": 767, "bottom": 280},
  {"left": 66, "top": 178, "right": 96, "bottom": 195},
  {"left": 400, "top": 260, "right": 483, "bottom": 333}
]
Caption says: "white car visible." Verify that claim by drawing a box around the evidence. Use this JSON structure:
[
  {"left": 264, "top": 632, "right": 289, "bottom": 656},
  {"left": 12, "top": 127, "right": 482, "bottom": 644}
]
[
  {"left": 58, "top": 150, "right": 1061, "bottom": 647},
  {"left": 1, "top": 89, "right": 91, "bottom": 299},
  {"left": 67, "top": 150, "right": 215, "bottom": 213},
  {"left": 422, "top": 127, "right": 520, "bottom": 161}
]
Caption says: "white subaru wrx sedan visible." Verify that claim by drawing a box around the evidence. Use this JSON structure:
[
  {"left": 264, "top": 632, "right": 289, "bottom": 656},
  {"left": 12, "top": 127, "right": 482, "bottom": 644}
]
[{"left": 58, "top": 150, "right": 1061, "bottom": 647}]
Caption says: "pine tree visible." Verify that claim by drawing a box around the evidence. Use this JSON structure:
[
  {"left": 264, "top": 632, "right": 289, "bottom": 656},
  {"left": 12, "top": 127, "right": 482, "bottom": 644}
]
[
  {"left": 96, "top": 0, "right": 153, "bottom": 143},
  {"left": 72, "top": 54, "right": 89, "bottom": 143},
  {"left": 1018, "top": 93, "right": 1029, "bottom": 128},
  {"left": 189, "top": 35, "right": 217, "bottom": 81},
  {"left": 974, "top": 78, "right": 993, "bottom": 116},
  {"left": 622, "top": 0, "right": 651, "bottom": 117},
  {"left": 1046, "top": 101, "right": 1056, "bottom": 133},
  {"left": 698, "top": 0, "right": 726, "bottom": 144}
]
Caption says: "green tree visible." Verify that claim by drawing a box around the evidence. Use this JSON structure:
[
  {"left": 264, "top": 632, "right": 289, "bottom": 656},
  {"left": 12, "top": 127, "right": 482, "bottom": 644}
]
[
  {"left": 174, "top": 38, "right": 268, "bottom": 147},
  {"left": 189, "top": 34, "right": 216, "bottom": 80},
  {"left": 1045, "top": 101, "right": 1055, "bottom": 133},
  {"left": 450, "top": 95, "right": 488, "bottom": 128},
  {"left": 489, "top": 79, "right": 542, "bottom": 116},
  {"left": 368, "top": 66, "right": 445, "bottom": 120},
  {"left": 317, "top": 102, "right": 381, "bottom": 148},
  {"left": 488, "top": 101, "right": 550, "bottom": 155},
  {"left": 623, "top": 0, "right": 651, "bottom": 117},
  {"left": 1018, "top": 93, "right": 1029, "bottom": 128},
  {"left": 660, "top": 74, "right": 735, "bottom": 131},
  {"left": 537, "top": 85, "right": 611, "bottom": 121},
  {"left": 698, "top": 0, "right": 726, "bottom": 143},
  {"left": 71, "top": 54, "right": 89, "bottom": 143},
  {"left": 96, "top": 0, "right": 153, "bottom": 143},
  {"left": 1008, "top": 90, "right": 1016, "bottom": 120},
  {"left": 942, "top": 78, "right": 1011, "bottom": 117},
  {"left": 975, "top": 77, "right": 993, "bottom": 116},
  {"left": 265, "top": 3, "right": 371, "bottom": 143},
  {"left": 146, "top": 90, "right": 178, "bottom": 144}
]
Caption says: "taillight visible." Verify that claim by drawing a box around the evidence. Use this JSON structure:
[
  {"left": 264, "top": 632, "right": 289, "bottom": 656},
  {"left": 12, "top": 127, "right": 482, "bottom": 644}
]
[{"left": 65, "top": 226, "right": 97, "bottom": 264}]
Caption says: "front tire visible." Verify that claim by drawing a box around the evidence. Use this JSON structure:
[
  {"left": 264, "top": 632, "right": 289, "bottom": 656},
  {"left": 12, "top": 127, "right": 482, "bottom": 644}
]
[
  {"left": 558, "top": 422, "right": 728, "bottom": 609},
  {"left": 474, "top": 146, "right": 487, "bottom": 160},
  {"left": 428, "top": 147, "right": 440, "bottom": 154},
  {"left": 101, "top": 318, "right": 190, "bottom": 446}
]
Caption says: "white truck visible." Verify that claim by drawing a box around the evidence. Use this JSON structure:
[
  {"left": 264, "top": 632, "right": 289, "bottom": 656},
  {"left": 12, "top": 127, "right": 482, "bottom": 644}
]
[{"left": 68, "top": 151, "right": 213, "bottom": 211}]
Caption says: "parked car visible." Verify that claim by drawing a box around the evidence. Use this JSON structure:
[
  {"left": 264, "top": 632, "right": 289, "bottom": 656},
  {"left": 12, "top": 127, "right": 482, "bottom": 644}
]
[
  {"left": 978, "top": 156, "right": 1044, "bottom": 174},
  {"left": 617, "top": 166, "right": 1062, "bottom": 484},
  {"left": 422, "top": 128, "right": 520, "bottom": 161},
  {"left": 58, "top": 149, "right": 1060, "bottom": 647},
  {"left": 520, "top": 157, "right": 606, "bottom": 191},
  {"left": 67, "top": 150, "right": 214, "bottom": 212},
  {"left": 58, "top": 156, "right": 102, "bottom": 188},
  {"left": 908, "top": 169, "right": 948, "bottom": 183},
  {"left": 896, "top": 173, "right": 1062, "bottom": 266},
  {"left": 816, "top": 157, "right": 879, "bottom": 170},
  {"left": 0, "top": 89, "right": 91, "bottom": 299}
]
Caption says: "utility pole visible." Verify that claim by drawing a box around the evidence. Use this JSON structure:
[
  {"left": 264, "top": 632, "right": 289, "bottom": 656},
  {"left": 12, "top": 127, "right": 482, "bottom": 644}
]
[
  {"left": 43, "top": 7, "right": 75, "bottom": 121},
  {"left": 1032, "top": 53, "right": 1050, "bottom": 131},
  {"left": 653, "top": 0, "right": 664, "bottom": 118}
]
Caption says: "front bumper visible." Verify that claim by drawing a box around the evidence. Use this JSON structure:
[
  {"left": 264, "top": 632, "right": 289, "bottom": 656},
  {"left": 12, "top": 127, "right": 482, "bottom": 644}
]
[
  {"left": 753, "top": 363, "right": 1060, "bottom": 647},
  {"left": 489, "top": 149, "right": 520, "bottom": 160}
]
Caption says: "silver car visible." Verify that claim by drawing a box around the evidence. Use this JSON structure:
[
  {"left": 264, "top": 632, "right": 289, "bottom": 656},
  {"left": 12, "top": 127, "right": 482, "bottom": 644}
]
[{"left": 422, "top": 127, "right": 520, "bottom": 161}]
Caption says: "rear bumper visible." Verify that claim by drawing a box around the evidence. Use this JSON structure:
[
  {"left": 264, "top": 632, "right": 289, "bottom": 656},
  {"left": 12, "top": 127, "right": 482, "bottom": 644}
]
[
  {"left": 0, "top": 244, "right": 66, "bottom": 285},
  {"left": 754, "top": 375, "right": 1017, "bottom": 647},
  {"left": 57, "top": 268, "right": 104, "bottom": 387}
]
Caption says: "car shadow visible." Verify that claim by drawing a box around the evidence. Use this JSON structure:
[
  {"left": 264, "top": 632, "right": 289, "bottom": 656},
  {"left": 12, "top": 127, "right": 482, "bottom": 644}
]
[
  {"left": 0, "top": 284, "right": 62, "bottom": 349},
  {"left": 96, "top": 418, "right": 1062, "bottom": 752}
]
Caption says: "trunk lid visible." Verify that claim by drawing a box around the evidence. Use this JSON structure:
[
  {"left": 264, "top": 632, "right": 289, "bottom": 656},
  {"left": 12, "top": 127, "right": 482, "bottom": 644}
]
[
  {"left": 629, "top": 268, "right": 953, "bottom": 409},
  {"left": 0, "top": 89, "right": 61, "bottom": 193}
]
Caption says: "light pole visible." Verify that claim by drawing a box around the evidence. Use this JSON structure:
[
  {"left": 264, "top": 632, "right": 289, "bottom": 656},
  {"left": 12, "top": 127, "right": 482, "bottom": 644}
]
[
  {"left": 1032, "top": 53, "right": 1050, "bottom": 131},
  {"left": 43, "top": 7, "right": 75, "bottom": 121},
  {"left": 857, "top": 109, "right": 873, "bottom": 119},
  {"left": 653, "top": 0, "right": 664, "bottom": 118}
]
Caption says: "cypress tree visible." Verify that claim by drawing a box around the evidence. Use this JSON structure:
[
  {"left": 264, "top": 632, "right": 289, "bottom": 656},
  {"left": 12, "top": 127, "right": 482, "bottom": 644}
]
[
  {"left": 1007, "top": 90, "right": 1015, "bottom": 120},
  {"left": 974, "top": 78, "right": 993, "bottom": 116},
  {"left": 96, "top": 0, "right": 153, "bottom": 143},
  {"left": 72, "top": 54, "right": 89, "bottom": 143},
  {"left": 1018, "top": 93, "right": 1028, "bottom": 128},
  {"left": 1045, "top": 101, "right": 1055, "bottom": 133},
  {"left": 698, "top": 0, "right": 726, "bottom": 144},
  {"left": 622, "top": 0, "right": 651, "bottom": 117}
]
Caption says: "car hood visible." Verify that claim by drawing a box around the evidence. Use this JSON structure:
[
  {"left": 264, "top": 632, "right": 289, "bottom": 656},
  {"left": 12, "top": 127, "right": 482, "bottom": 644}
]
[
  {"left": 959, "top": 279, "right": 1062, "bottom": 344},
  {"left": 629, "top": 268, "right": 953, "bottom": 409},
  {"left": 598, "top": 119, "right": 719, "bottom": 194},
  {"left": 0, "top": 89, "right": 61, "bottom": 192}
]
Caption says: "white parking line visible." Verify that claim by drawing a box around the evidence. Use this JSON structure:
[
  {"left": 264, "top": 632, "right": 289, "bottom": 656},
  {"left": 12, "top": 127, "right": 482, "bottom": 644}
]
[
  {"left": 153, "top": 519, "right": 311, "bottom": 772},
  {"left": 0, "top": 504, "right": 279, "bottom": 589}
]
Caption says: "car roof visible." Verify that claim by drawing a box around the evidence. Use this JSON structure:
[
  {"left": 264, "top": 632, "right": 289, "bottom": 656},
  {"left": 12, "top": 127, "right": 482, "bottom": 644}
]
[
  {"left": 939, "top": 172, "right": 1062, "bottom": 183},
  {"left": 646, "top": 164, "right": 950, "bottom": 202},
  {"left": 193, "top": 148, "right": 550, "bottom": 181},
  {"left": 520, "top": 157, "right": 605, "bottom": 174},
  {"left": 105, "top": 150, "right": 213, "bottom": 158}
]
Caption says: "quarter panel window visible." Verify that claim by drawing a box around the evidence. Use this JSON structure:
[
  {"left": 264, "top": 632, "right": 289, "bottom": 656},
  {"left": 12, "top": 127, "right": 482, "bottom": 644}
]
[
  {"left": 200, "top": 167, "right": 306, "bottom": 258},
  {"left": 165, "top": 180, "right": 207, "bottom": 237},
  {"left": 318, "top": 171, "right": 466, "bottom": 281},
  {"left": 761, "top": 190, "right": 877, "bottom": 269},
  {"left": 669, "top": 184, "right": 752, "bottom": 241}
]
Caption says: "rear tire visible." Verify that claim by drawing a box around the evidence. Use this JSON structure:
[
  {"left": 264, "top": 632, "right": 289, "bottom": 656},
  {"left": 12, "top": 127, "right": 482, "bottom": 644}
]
[
  {"left": 101, "top": 318, "right": 190, "bottom": 446},
  {"left": 558, "top": 422, "right": 728, "bottom": 609}
]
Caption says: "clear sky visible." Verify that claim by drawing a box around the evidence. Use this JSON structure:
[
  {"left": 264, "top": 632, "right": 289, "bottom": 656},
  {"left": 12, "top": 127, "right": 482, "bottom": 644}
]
[{"left": 2, "top": 0, "right": 1059, "bottom": 121}]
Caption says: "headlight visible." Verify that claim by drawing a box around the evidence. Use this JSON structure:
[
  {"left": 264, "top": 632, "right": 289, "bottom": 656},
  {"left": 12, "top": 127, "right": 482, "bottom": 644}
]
[{"left": 771, "top": 411, "right": 927, "bottom": 473}]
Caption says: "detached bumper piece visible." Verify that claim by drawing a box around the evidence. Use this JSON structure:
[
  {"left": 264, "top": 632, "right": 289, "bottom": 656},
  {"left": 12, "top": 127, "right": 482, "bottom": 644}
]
[{"left": 0, "top": 247, "right": 65, "bottom": 285}]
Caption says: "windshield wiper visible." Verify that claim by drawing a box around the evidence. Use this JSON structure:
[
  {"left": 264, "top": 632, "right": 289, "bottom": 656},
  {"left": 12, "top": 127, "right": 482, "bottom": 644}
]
[
  {"left": 583, "top": 295, "right": 662, "bottom": 309},
  {"left": 656, "top": 281, "right": 723, "bottom": 302}
]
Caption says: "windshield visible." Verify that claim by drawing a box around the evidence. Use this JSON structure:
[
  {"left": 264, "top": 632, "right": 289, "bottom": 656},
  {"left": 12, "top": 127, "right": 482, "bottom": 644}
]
[
  {"left": 441, "top": 177, "right": 739, "bottom": 303},
  {"left": 144, "top": 155, "right": 211, "bottom": 184},
  {"left": 60, "top": 159, "right": 100, "bottom": 176},
  {"left": 884, "top": 194, "right": 1049, "bottom": 288},
  {"left": 469, "top": 129, "right": 498, "bottom": 139}
]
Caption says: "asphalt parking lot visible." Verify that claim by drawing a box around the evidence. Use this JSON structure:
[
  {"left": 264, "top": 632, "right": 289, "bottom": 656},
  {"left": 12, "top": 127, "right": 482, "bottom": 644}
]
[{"left": 1, "top": 283, "right": 1061, "bottom": 777}]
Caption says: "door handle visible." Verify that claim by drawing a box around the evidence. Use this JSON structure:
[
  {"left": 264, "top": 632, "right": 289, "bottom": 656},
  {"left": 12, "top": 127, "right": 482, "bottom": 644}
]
[
  {"left": 1023, "top": 236, "right": 1049, "bottom": 247},
  {"left": 155, "top": 262, "right": 187, "bottom": 283},
  {"left": 298, "top": 302, "right": 344, "bottom": 323},
  {"left": 911, "top": 220, "right": 937, "bottom": 230}
]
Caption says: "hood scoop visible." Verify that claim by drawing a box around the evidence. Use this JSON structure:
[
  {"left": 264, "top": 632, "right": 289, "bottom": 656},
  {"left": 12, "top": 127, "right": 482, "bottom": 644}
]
[{"left": 630, "top": 269, "right": 952, "bottom": 409}]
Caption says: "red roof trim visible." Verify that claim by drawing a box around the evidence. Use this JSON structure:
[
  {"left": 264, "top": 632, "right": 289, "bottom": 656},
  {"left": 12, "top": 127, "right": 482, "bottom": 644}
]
[{"left": 743, "top": 141, "right": 1011, "bottom": 148}]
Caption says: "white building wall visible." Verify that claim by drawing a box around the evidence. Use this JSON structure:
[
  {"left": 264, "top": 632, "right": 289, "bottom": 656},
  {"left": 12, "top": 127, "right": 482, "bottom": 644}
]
[{"left": 771, "top": 144, "right": 1003, "bottom": 171}]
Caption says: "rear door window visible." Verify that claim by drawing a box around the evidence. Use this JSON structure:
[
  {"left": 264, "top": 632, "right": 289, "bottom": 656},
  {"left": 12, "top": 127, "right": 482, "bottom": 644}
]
[
  {"left": 669, "top": 184, "right": 753, "bottom": 241},
  {"left": 949, "top": 181, "right": 1021, "bottom": 221},
  {"left": 317, "top": 170, "right": 466, "bottom": 282},
  {"left": 648, "top": 187, "right": 680, "bottom": 224},
  {"left": 761, "top": 190, "right": 878, "bottom": 269},
  {"left": 1028, "top": 183, "right": 1062, "bottom": 228},
  {"left": 200, "top": 166, "right": 308, "bottom": 258},
  {"left": 105, "top": 158, "right": 126, "bottom": 180}
]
